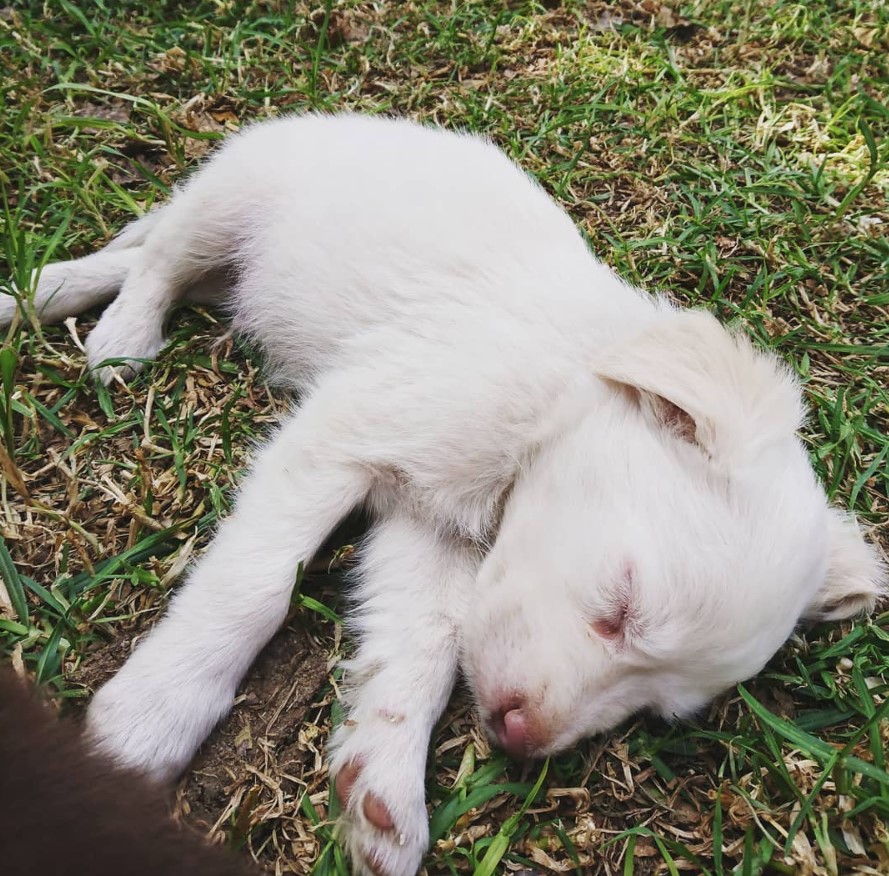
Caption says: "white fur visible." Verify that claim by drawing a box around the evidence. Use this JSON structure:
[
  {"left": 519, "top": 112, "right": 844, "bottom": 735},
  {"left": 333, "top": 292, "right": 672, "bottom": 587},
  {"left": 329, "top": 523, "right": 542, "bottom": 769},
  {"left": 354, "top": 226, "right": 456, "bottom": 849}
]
[{"left": 5, "top": 114, "right": 884, "bottom": 876}]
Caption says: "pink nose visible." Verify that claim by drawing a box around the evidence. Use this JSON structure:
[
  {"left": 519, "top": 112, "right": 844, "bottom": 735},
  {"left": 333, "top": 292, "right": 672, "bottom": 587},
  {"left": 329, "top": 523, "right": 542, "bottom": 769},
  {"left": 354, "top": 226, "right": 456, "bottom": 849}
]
[{"left": 490, "top": 699, "right": 531, "bottom": 759}]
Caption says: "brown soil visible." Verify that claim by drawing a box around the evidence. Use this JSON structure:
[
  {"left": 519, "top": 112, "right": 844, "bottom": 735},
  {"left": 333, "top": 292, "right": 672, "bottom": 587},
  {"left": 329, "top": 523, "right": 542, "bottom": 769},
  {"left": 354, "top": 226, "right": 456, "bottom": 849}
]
[{"left": 71, "top": 618, "right": 331, "bottom": 864}]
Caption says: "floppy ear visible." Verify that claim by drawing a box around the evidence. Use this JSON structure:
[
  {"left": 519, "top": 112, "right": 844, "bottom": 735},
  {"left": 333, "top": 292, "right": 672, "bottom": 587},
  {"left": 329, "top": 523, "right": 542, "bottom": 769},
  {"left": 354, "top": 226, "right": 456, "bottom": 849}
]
[
  {"left": 593, "top": 309, "right": 804, "bottom": 465},
  {"left": 803, "top": 509, "right": 887, "bottom": 621}
]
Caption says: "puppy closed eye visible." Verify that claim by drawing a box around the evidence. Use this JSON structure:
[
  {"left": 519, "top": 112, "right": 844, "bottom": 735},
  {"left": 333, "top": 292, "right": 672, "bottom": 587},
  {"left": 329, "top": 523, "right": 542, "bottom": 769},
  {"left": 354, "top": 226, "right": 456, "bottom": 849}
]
[
  {"left": 588, "top": 564, "right": 636, "bottom": 643},
  {"left": 590, "top": 603, "right": 628, "bottom": 640}
]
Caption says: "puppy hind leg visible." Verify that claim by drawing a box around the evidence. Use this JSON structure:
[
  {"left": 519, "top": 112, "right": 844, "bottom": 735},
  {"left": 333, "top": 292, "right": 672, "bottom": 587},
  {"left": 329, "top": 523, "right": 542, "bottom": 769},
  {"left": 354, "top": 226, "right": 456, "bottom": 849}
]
[
  {"left": 84, "top": 263, "right": 174, "bottom": 383},
  {"left": 0, "top": 247, "right": 142, "bottom": 329},
  {"left": 85, "top": 198, "right": 241, "bottom": 383},
  {"left": 1, "top": 207, "right": 172, "bottom": 330}
]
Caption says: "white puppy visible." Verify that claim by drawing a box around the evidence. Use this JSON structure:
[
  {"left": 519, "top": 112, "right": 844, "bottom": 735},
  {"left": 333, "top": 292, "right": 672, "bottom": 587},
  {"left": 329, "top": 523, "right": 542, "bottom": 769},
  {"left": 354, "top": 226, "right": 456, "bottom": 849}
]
[{"left": 4, "top": 114, "right": 884, "bottom": 876}]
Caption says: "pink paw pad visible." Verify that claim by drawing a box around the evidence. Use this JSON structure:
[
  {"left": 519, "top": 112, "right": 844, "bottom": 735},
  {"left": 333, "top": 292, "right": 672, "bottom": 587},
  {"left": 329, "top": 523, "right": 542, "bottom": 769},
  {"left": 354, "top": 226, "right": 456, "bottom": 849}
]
[
  {"left": 362, "top": 792, "right": 394, "bottom": 831},
  {"left": 335, "top": 760, "right": 362, "bottom": 807},
  {"left": 367, "top": 851, "right": 390, "bottom": 876},
  {"left": 335, "top": 761, "right": 395, "bottom": 832}
]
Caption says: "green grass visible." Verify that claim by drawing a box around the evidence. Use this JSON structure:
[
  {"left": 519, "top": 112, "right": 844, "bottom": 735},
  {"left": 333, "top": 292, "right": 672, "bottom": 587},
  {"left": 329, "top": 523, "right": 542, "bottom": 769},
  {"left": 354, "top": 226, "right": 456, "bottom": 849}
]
[{"left": 1, "top": 1, "right": 887, "bottom": 874}]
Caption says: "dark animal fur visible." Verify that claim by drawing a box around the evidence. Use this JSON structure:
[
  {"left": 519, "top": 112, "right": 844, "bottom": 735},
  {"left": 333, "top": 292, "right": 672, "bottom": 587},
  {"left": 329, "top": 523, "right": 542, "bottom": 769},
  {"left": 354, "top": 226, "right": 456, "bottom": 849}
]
[{"left": 0, "top": 668, "right": 256, "bottom": 876}]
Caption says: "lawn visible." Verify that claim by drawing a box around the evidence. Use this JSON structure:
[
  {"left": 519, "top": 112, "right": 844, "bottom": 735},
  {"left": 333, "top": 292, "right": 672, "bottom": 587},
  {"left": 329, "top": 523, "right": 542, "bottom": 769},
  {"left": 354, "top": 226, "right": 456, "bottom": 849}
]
[{"left": 1, "top": 1, "right": 887, "bottom": 874}]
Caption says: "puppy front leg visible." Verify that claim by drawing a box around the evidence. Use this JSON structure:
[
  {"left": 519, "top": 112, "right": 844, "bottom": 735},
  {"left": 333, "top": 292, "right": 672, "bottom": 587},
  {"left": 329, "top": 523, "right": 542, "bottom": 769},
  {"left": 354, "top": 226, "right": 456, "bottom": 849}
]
[
  {"left": 329, "top": 515, "right": 478, "bottom": 876},
  {"left": 85, "top": 402, "right": 372, "bottom": 782}
]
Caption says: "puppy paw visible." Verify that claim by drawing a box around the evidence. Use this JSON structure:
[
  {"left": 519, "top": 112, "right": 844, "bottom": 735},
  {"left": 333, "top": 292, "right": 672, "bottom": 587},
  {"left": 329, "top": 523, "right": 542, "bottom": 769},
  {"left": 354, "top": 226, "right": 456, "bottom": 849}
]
[
  {"left": 85, "top": 306, "right": 165, "bottom": 384},
  {"left": 85, "top": 663, "right": 231, "bottom": 783},
  {"left": 330, "top": 727, "right": 430, "bottom": 876}
]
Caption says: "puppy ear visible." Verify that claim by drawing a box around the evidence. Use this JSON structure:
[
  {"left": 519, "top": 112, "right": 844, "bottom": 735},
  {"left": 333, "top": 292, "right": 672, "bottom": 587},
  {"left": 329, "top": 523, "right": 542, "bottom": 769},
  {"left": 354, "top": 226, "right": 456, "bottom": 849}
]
[
  {"left": 593, "top": 309, "right": 804, "bottom": 464},
  {"left": 804, "top": 509, "right": 887, "bottom": 621}
]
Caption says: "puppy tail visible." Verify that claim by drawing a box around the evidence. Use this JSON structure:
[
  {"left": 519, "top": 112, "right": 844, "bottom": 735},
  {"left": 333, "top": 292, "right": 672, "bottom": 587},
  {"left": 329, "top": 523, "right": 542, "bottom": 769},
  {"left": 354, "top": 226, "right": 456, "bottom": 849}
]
[{"left": 102, "top": 207, "right": 166, "bottom": 251}]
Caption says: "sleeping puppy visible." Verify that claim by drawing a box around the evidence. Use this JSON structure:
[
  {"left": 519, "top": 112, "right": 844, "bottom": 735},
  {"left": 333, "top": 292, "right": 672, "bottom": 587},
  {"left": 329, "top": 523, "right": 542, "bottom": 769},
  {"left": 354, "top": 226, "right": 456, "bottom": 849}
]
[
  {"left": 0, "top": 668, "right": 255, "bottom": 876},
  {"left": 3, "top": 113, "right": 884, "bottom": 876}
]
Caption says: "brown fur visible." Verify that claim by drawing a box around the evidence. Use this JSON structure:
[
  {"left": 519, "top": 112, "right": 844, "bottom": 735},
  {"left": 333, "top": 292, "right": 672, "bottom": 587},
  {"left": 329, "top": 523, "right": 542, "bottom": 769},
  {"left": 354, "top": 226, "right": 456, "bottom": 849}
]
[{"left": 0, "top": 668, "right": 257, "bottom": 876}]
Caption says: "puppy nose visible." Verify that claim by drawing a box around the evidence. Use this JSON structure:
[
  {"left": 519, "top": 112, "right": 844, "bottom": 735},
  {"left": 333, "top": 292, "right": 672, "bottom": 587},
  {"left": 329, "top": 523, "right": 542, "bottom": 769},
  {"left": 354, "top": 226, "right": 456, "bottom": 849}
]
[{"left": 490, "top": 699, "right": 530, "bottom": 759}]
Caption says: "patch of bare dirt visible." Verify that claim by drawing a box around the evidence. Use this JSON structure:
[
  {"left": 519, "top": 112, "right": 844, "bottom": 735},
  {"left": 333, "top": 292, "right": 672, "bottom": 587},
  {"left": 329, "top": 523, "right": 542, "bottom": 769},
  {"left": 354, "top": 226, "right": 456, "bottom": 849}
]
[
  {"left": 71, "top": 618, "right": 331, "bottom": 864},
  {"left": 180, "top": 623, "right": 329, "bottom": 831}
]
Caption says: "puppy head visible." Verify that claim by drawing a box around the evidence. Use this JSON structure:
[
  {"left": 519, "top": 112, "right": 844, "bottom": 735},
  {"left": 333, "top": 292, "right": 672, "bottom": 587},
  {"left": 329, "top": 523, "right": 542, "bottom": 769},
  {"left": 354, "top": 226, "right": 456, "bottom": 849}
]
[{"left": 461, "top": 309, "right": 885, "bottom": 758}]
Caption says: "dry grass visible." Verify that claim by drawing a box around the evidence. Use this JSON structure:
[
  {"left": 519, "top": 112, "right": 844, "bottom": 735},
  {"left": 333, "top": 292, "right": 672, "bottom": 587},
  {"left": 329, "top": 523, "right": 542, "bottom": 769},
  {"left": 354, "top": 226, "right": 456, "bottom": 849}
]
[{"left": 1, "top": 2, "right": 888, "bottom": 874}]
